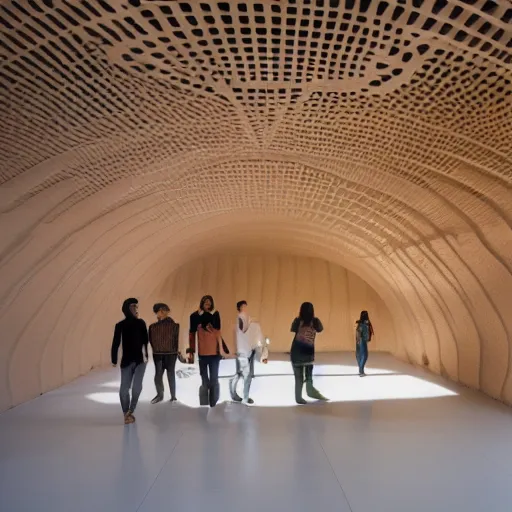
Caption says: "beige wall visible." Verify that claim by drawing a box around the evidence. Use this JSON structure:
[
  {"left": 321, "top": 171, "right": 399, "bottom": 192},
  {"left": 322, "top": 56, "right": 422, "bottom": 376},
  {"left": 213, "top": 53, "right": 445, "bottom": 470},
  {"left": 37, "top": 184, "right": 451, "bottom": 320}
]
[
  {"left": 0, "top": 211, "right": 511, "bottom": 413},
  {"left": 0, "top": 210, "right": 511, "bottom": 414},
  {"left": 155, "top": 253, "right": 395, "bottom": 354}
]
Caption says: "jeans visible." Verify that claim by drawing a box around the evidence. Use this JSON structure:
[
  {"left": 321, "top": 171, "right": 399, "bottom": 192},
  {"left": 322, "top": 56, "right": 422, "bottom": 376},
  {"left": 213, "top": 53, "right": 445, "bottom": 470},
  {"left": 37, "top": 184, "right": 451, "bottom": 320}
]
[
  {"left": 120, "top": 362, "right": 147, "bottom": 414},
  {"left": 229, "top": 350, "right": 256, "bottom": 401},
  {"left": 356, "top": 341, "right": 369, "bottom": 373},
  {"left": 199, "top": 355, "right": 221, "bottom": 406},
  {"left": 153, "top": 354, "right": 178, "bottom": 399}
]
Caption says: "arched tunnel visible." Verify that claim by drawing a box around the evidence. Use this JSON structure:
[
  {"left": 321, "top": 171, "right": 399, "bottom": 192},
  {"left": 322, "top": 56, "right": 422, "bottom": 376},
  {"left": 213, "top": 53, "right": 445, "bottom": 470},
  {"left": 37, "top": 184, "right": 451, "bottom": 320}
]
[
  {"left": 1, "top": 1, "right": 512, "bottom": 511},
  {"left": 1, "top": 0, "right": 511, "bottom": 414}
]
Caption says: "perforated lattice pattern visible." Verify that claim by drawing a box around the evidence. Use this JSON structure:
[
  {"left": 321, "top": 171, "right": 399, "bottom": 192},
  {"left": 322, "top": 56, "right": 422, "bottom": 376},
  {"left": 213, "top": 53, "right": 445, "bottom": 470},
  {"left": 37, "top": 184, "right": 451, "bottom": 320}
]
[{"left": 0, "top": 1, "right": 511, "bottom": 411}]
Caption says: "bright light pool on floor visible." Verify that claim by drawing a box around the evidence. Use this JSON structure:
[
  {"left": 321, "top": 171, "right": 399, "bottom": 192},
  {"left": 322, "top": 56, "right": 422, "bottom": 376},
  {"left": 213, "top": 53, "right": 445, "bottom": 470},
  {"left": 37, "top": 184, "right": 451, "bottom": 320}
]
[{"left": 86, "top": 360, "right": 457, "bottom": 408}]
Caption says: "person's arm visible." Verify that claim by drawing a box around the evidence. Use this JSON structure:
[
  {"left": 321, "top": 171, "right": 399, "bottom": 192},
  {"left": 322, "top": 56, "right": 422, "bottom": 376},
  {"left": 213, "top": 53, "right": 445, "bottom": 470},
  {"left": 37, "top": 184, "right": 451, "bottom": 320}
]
[
  {"left": 363, "top": 324, "right": 371, "bottom": 343},
  {"left": 260, "top": 340, "right": 269, "bottom": 363},
  {"left": 207, "top": 311, "right": 225, "bottom": 353},
  {"left": 111, "top": 323, "right": 121, "bottom": 366},
  {"left": 212, "top": 311, "right": 221, "bottom": 330},
  {"left": 314, "top": 318, "right": 324, "bottom": 333},
  {"left": 172, "top": 322, "right": 180, "bottom": 354},
  {"left": 356, "top": 323, "right": 362, "bottom": 344},
  {"left": 239, "top": 315, "right": 250, "bottom": 333},
  {"left": 290, "top": 318, "right": 299, "bottom": 333},
  {"left": 187, "top": 313, "right": 197, "bottom": 362},
  {"left": 141, "top": 321, "right": 149, "bottom": 361},
  {"left": 148, "top": 323, "right": 153, "bottom": 349}
]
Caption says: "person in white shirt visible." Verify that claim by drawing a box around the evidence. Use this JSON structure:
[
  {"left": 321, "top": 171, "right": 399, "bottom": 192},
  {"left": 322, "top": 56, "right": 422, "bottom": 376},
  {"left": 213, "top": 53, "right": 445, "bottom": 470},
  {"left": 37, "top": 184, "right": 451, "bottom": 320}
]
[{"left": 229, "top": 300, "right": 267, "bottom": 404}]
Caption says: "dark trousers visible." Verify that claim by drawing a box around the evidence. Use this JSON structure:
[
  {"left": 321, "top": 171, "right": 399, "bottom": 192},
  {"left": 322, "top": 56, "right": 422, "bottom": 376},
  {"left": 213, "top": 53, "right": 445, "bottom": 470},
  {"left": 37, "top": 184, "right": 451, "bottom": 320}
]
[
  {"left": 356, "top": 341, "right": 369, "bottom": 373},
  {"left": 199, "top": 355, "right": 221, "bottom": 407},
  {"left": 292, "top": 364, "right": 313, "bottom": 401},
  {"left": 120, "top": 362, "right": 147, "bottom": 414},
  {"left": 153, "top": 353, "right": 178, "bottom": 399}
]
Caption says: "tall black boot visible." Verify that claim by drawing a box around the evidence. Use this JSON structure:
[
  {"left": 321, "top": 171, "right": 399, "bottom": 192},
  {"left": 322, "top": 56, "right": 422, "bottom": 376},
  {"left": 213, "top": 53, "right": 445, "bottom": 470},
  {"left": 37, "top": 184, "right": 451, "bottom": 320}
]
[
  {"left": 199, "top": 385, "right": 209, "bottom": 406},
  {"left": 209, "top": 383, "right": 220, "bottom": 408},
  {"left": 293, "top": 366, "right": 306, "bottom": 405}
]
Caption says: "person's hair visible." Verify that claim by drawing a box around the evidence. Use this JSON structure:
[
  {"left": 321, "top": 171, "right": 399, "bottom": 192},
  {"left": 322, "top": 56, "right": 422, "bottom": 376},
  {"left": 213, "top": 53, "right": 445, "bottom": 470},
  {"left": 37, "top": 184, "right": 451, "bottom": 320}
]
[
  {"left": 153, "top": 303, "right": 170, "bottom": 314},
  {"left": 200, "top": 295, "right": 215, "bottom": 311},
  {"left": 122, "top": 298, "right": 138, "bottom": 317},
  {"left": 357, "top": 310, "right": 370, "bottom": 323},
  {"left": 236, "top": 300, "right": 247, "bottom": 312},
  {"left": 298, "top": 302, "right": 314, "bottom": 326}
]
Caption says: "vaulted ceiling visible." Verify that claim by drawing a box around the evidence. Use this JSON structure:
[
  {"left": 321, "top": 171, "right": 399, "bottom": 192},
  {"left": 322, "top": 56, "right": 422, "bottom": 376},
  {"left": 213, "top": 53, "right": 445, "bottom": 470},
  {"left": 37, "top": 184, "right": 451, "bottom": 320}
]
[{"left": 0, "top": 0, "right": 511, "bottom": 411}]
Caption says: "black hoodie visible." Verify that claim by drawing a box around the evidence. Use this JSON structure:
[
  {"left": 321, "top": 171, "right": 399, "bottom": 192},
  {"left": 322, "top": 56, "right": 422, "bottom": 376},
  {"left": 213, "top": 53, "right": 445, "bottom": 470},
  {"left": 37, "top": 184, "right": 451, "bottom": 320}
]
[{"left": 111, "top": 298, "right": 149, "bottom": 367}]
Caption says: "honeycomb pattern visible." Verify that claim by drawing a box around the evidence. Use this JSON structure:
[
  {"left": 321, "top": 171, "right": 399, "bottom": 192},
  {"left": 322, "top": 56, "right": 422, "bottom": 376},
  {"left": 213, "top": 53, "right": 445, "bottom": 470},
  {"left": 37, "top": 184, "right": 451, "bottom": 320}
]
[{"left": 0, "top": 0, "right": 511, "bottom": 411}]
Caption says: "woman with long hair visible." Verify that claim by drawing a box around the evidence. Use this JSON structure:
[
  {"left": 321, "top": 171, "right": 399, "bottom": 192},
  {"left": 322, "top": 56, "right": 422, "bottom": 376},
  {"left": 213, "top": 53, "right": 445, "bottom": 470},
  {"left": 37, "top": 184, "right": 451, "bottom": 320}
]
[
  {"left": 290, "top": 302, "right": 327, "bottom": 404},
  {"left": 187, "top": 295, "right": 227, "bottom": 407},
  {"left": 355, "top": 310, "right": 374, "bottom": 376}
]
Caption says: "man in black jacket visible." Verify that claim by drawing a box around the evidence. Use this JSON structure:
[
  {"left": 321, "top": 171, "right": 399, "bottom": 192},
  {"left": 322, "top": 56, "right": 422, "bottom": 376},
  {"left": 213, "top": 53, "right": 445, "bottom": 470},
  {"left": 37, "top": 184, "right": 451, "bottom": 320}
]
[{"left": 111, "top": 298, "right": 149, "bottom": 424}]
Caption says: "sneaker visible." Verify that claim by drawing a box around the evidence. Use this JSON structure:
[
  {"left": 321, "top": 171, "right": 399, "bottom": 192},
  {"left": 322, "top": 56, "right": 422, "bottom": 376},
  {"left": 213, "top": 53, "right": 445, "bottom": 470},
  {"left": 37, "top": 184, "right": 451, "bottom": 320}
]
[
  {"left": 242, "top": 398, "right": 254, "bottom": 405},
  {"left": 151, "top": 395, "right": 163, "bottom": 404},
  {"left": 170, "top": 397, "right": 177, "bottom": 402}
]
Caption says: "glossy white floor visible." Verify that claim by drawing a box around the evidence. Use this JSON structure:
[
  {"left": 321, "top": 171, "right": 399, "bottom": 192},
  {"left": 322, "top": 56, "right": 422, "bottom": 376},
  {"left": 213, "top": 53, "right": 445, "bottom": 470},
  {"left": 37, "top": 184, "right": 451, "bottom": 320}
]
[{"left": 1, "top": 353, "right": 512, "bottom": 512}]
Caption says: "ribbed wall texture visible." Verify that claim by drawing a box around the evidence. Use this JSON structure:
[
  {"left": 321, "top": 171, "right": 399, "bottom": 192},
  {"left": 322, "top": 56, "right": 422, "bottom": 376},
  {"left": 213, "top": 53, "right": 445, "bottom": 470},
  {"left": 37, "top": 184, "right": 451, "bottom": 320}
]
[
  {"left": 0, "top": 1, "right": 511, "bottom": 412},
  {"left": 157, "top": 253, "right": 395, "bottom": 354}
]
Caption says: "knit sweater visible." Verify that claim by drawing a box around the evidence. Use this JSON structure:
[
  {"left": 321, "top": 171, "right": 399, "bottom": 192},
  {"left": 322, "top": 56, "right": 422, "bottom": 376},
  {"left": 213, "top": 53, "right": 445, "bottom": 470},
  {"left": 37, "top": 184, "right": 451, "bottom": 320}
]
[{"left": 148, "top": 317, "right": 179, "bottom": 355}]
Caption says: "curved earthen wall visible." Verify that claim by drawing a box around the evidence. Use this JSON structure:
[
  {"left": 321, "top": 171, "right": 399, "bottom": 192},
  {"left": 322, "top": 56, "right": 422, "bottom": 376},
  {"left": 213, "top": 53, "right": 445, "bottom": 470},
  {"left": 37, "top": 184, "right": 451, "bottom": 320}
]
[{"left": 0, "top": 0, "right": 511, "bottom": 411}]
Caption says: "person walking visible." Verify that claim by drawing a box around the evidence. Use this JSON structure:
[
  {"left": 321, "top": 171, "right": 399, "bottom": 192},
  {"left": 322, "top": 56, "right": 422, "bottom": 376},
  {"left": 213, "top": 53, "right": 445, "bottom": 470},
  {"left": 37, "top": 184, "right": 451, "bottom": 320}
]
[
  {"left": 111, "top": 298, "right": 149, "bottom": 424},
  {"left": 229, "top": 300, "right": 262, "bottom": 405},
  {"left": 148, "top": 303, "right": 180, "bottom": 404},
  {"left": 290, "top": 302, "right": 327, "bottom": 404},
  {"left": 356, "top": 310, "right": 374, "bottom": 376},
  {"left": 187, "top": 295, "right": 226, "bottom": 407}
]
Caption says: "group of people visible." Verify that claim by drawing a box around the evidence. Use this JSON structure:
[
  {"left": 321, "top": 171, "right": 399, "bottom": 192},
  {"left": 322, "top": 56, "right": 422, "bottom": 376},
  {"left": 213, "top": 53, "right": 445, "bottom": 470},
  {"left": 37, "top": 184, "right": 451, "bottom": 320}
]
[{"left": 111, "top": 295, "right": 373, "bottom": 425}]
